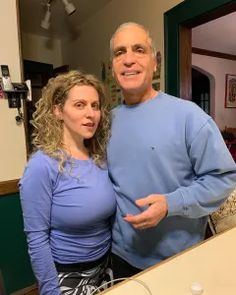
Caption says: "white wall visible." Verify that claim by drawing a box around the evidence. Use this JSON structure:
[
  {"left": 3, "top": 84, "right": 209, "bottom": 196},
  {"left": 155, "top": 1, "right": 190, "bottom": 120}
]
[
  {"left": 3, "top": 0, "right": 181, "bottom": 182},
  {"left": 0, "top": 0, "right": 27, "bottom": 181},
  {"left": 61, "top": 0, "right": 183, "bottom": 90},
  {"left": 22, "top": 32, "right": 63, "bottom": 67},
  {"left": 192, "top": 53, "right": 236, "bottom": 130}
]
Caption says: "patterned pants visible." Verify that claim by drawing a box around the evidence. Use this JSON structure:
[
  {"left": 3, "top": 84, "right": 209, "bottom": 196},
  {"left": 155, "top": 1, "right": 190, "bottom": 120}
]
[{"left": 57, "top": 256, "right": 113, "bottom": 295}]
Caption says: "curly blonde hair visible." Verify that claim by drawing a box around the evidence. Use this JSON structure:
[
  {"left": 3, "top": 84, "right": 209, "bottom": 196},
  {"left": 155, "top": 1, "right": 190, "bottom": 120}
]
[{"left": 31, "top": 70, "right": 110, "bottom": 169}]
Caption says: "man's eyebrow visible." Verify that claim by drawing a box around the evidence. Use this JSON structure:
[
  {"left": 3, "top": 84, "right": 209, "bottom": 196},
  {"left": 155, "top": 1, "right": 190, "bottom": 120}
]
[
  {"left": 132, "top": 43, "right": 145, "bottom": 47},
  {"left": 113, "top": 46, "right": 126, "bottom": 52},
  {"left": 132, "top": 43, "right": 149, "bottom": 49}
]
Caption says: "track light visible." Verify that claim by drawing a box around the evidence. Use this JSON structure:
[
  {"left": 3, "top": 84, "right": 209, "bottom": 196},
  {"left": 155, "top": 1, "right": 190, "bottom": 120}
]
[
  {"left": 61, "top": 0, "right": 76, "bottom": 15},
  {"left": 41, "top": 3, "right": 51, "bottom": 30},
  {"left": 40, "top": 0, "right": 76, "bottom": 30}
]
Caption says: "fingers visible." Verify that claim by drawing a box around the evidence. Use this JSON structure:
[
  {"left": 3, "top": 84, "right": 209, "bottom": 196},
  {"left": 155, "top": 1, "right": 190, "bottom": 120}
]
[
  {"left": 123, "top": 209, "right": 157, "bottom": 229},
  {"left": 123, "top": 194, "right": 168, "bottom": 229},
  {"left": 135, "top": 195, "right": 157, "bottom": 207},
  {"left": 123, "top": 211, "right": 148, "bottom": 225}
]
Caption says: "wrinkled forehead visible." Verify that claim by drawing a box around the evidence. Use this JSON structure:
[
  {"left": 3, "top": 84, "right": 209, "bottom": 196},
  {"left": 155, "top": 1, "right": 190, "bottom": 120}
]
[{"left": 112, "top": 25, "right": 152, "bottom": 50}]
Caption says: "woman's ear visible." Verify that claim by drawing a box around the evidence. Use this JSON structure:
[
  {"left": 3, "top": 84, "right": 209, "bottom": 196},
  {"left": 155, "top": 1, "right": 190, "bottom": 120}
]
[{"left": 53, "top": 105, "right": 63, "bottom": 120}]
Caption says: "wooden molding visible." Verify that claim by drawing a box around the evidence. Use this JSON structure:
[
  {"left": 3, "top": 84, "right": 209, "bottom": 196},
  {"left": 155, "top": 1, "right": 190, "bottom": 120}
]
[
  {"left": 11, "top": 284, "right": 38, "bottom": 295},
  {"left": 0, "top": 179, "right": 19, "bottom": 196},
  {"left": 179, "top": 25, "right": 192, "bottom": 100},
  {"left": 192, "top": 47, "right": 236, "bottom": 61}
]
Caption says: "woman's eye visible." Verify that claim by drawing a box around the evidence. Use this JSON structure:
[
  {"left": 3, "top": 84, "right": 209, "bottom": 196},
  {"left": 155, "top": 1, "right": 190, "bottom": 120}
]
[
  {"left": 75, "top": 103, "right": 84, "bottom": 108},
  {"left": 92, "top": 104, "right": 100, "bottom": 110}
]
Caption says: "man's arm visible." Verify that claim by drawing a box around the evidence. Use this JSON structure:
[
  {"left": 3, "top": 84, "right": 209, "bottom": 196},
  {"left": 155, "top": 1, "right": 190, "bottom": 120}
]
[{"left": 124, "top": 119, "right": 236, "bottom": 229}]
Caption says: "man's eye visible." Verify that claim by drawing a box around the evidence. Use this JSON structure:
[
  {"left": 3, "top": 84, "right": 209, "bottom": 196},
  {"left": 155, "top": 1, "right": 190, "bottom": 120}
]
[
  {"left": 114, "top": 50, "right": 124, "bottom": 57},
  {"left": 136, "top": 47, "right": 145, "bottom": 54}
]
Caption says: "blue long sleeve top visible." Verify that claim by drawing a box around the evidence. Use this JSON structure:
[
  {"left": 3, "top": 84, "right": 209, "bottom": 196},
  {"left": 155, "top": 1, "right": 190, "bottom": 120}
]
[
  {"left": 19, "top": 150, "right": 116, "bottom": 295},
  {"left": 107, "top": 91, "right": 236, "bottom": 269}
]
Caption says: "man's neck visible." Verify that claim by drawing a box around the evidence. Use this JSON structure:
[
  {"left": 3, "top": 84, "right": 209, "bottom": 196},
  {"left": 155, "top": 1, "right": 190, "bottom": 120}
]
[{"left": 123, "top": 88, "right": 158, "bottom": 105}]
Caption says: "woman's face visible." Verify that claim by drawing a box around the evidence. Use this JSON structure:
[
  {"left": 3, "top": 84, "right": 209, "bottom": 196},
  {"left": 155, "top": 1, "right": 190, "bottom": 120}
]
[{"left": 55, "top": 85, "right": 101, "bottom": 144}]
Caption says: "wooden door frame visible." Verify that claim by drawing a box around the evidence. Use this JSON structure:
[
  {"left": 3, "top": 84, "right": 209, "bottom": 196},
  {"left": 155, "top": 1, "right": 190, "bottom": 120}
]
[{"left": 164, "top": 0, "right": 236, "bottom": 100}]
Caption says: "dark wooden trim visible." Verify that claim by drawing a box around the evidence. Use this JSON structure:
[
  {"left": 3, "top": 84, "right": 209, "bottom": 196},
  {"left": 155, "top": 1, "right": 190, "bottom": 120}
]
[
  {"left": 192, "top": 47, "right": 236, "bottom": 61},
  {"left": 0, "top": 179, "right": 19, "bottom": 196},
  {"left": 179, "top": 26, "right": 192, "bottom": 100},
  {"left": 11, "top": 284, "right": 38, "bottom": 295},
  {"left": 16, "top": 0, "right": 30, "bottom": 158},
  {"left": 183, "top": 2, "right": 236, "bottom": 28}
]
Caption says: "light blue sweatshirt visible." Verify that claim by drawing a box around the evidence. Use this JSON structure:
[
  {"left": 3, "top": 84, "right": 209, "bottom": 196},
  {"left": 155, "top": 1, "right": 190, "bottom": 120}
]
[
  {"left": 20, "top": 151, "right": 116, "bottom": 295},
  {"left": 107, "top": 91, "right": 236, "bottom": 269}
]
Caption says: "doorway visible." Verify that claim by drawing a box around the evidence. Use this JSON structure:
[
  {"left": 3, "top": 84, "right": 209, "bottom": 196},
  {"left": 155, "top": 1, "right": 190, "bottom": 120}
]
[
  {"left": 164, "top": 0, "right": 236, "bottom": 99},
  {"left": 192, "top": 68, "right": 210, "bottom": 114}
]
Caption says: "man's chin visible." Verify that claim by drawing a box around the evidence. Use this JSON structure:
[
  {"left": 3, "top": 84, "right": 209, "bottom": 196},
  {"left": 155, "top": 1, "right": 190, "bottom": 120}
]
[
  {"left": 119, "top": 81, "right": 142, "bottom": 91},
  {"left": 120, "top": 86, "right": 143, "bottom": 96}
]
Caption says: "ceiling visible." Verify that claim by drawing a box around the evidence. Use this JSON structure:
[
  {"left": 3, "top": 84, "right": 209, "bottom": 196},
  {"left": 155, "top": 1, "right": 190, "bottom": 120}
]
[
  {"left": 19, "top": 1, "right": 236, "bottom": 55},
  {"left": 192, "top": 11, "right": 236, "bottom": 55},
  {"left": 19, "top": 0, "right": 112, "bottom": 38}
]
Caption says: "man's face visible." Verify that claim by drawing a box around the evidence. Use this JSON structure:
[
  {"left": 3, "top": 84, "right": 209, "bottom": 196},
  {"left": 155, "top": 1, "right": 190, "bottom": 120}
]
[{"left": 111, "top": 25, "right": 157, "bottom": 104}]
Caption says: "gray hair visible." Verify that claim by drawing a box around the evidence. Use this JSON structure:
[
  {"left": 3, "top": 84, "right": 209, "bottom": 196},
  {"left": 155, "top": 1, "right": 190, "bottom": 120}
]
[{"left": 110, "top": 22, "right": 157, "bottom": 57}]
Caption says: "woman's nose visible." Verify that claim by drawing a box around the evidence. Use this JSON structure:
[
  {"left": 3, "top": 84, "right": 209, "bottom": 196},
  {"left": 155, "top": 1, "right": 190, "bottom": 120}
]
[{"left": 85, "top": 105, "right": 95, "bottom": 117}]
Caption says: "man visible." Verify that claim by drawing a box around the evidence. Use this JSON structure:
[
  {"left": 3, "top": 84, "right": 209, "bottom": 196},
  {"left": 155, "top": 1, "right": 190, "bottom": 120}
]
[{"left": 107, "top": 22, "right": 236, "bottom": 278}]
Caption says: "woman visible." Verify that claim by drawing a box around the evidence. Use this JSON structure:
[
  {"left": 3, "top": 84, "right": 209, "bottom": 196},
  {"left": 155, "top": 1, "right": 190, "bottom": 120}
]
[{"left": 20, "top": 70, "right": 116, "bottom": 295}]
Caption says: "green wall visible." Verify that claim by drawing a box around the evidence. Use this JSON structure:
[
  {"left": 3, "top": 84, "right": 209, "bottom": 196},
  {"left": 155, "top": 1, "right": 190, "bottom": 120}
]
[{"left": 0, "top": 193, "right": 35, "bottom": 294}]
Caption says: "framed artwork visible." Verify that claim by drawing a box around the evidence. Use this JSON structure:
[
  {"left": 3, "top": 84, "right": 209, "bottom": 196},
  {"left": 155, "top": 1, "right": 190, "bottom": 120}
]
[
  {"left": 152, "top": 79, "right": 160, "bottom": 91},
  {"left": 0, "top": 83, "right": 4, "bottom": 99},
  {"left": 225, "top": 74, "right": 236, "bottom": 108},
  {"left": 155, "top": 51, "right": 161, "bottom": 79},
  {"left": 101, "top": 61, "right": 122, "bottom": 109}
]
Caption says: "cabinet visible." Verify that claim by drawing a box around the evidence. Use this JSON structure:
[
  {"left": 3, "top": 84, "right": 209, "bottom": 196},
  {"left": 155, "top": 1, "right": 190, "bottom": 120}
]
[{"left": 23, "top": 60, "right": 69, "bottom": 153}]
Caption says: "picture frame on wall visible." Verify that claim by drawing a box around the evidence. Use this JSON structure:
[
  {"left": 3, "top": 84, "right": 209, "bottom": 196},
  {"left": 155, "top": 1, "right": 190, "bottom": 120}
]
[
  {"left": 225, "top": 74, "right": 236, "bottom": 108},
  {"left": 152, "top": 79, "right": 160, "bottom": 91}
]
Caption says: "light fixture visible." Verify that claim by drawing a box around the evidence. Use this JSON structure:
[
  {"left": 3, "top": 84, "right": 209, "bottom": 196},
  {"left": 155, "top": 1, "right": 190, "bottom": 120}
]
[
  {"left": 61, "top": 0, "right": 76, "bottom": 15},
  {"left": 41, "top": 2, "right": 51, "bottom": 30},
  {"left": 41, "top": 0, "right": 76, "bottom": 30}
]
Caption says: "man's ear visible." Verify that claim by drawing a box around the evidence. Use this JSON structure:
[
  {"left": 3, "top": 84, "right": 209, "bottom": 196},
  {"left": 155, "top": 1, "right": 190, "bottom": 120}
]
[{"left": 153, "top": 56, "right": 157, "bottom": 72}]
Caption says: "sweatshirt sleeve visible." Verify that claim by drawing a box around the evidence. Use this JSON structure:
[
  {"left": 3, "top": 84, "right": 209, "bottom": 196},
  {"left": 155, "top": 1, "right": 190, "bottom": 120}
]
[
  {"left": 166, "top": 118, "right": 236, "bottom": 218},
  {"left": 19, "top": 154, "right": 61, "bottom": 295}
]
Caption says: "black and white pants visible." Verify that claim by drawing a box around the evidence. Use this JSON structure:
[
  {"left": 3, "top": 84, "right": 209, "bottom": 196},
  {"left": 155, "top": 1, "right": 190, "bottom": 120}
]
[{"left": 56, "top": 256, "right": 113, "bottom": 295}]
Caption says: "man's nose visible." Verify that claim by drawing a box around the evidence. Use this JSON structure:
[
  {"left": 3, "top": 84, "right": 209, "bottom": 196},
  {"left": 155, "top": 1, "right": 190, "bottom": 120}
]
[{"left": 123, "top": 51, "right": 136, "bottom": 66}]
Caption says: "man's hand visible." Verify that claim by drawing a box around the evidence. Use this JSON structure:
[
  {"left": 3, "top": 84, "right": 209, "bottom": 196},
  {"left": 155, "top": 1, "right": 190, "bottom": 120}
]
[{"left": 123, "top": 194, "right": 168, "bottom": 229}]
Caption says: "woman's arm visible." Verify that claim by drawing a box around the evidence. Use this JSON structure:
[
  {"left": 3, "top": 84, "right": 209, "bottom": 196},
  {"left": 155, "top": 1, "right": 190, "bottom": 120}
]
[{"left": 19, "top": 154, "right": 61, "bottom": 295}]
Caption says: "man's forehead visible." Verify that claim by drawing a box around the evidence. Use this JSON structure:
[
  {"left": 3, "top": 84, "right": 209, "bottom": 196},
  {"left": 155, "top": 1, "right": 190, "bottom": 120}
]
[{"left": 113, "top": 26, "right": 150, "bottom": 48}]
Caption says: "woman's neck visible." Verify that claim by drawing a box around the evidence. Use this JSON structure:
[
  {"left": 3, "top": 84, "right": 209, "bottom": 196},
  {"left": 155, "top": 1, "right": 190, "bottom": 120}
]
[
  {"left": 65, "top": 145, "right": 89, "bottom": 160},
  {"left": 62, "top": 131, "right": 89, "bottom": 160}
]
